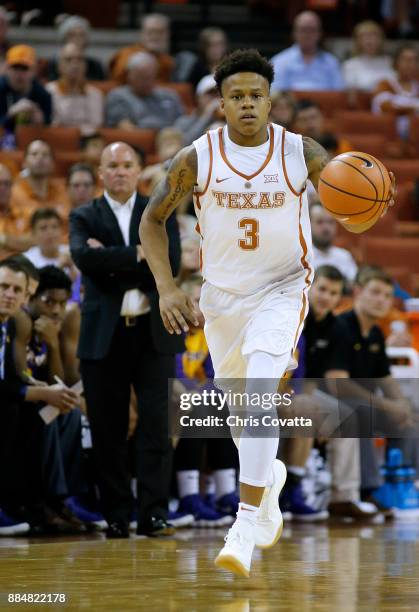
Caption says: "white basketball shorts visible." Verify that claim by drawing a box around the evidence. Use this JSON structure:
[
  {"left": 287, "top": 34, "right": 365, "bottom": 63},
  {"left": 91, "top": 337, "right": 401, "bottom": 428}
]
[{"left": 199, "top": 279, "right": 308, "bottom": 385}]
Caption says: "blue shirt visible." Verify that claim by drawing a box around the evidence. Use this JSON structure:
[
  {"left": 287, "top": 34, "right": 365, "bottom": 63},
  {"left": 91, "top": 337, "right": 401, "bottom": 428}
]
[{"left": 271, "top": 44, "right": 344, "bottom": 92}]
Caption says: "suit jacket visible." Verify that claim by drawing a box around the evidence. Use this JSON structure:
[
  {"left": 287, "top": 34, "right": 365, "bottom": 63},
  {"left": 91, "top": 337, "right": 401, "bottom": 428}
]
[
  {"left": 0, "top": 318, "right": 26, "bottom": 402},
  {"left": 69, "top": 193, "right": 184, "bottom": 360}
]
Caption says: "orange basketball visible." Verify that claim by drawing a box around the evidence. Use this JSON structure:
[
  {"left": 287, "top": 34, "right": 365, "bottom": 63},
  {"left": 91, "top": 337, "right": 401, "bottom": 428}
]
[{"left": 318, "top": 151, "right": 391, "bottom": 228}]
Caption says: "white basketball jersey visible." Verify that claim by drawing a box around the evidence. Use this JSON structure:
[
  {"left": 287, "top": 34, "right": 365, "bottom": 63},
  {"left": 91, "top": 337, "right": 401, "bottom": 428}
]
[{"left": 193, "top": 123, "right": 313, "bottom": 295}]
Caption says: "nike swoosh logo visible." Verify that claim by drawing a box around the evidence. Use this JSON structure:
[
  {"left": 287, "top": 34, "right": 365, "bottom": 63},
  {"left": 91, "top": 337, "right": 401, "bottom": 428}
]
[{"left": 216, "top": 177, "right": 231, "bottom": 183}]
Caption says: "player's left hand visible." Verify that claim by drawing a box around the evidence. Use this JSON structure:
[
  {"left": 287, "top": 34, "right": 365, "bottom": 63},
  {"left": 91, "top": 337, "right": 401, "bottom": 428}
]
[{"left": 381, "top": 171, "right": 396, "bottom": 217}]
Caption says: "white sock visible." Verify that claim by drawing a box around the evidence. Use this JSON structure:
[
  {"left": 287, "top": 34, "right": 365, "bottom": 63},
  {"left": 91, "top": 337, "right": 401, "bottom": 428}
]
[
  {"left": 214, "top": 469, "right": 237, "bottom": 499},
  {"left": 204, "top": 473, "right": 216, "bottom": 496},
  {"left": 236, "top": 502, "right": 259, "bottom": 526},
  {"left": 177, "top": 470, "right": 199, "bottom": 498},
  {"left": 236, "top": 351, "right": 288, "bottom": 487}
]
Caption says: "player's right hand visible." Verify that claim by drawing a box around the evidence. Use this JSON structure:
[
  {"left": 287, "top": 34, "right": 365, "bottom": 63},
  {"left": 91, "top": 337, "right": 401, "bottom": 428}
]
[
  {"left": 159, "top": 287, "right": 199, "bottom": 335},
  {"left": 43, "top": 384, "right": 80, "bottom": 413}
]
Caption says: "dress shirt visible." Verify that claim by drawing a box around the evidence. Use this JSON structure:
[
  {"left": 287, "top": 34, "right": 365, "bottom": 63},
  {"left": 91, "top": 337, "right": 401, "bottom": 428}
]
[
  {"left": 104, "top": 191, "right": 150, "bottom": 316},
  {"left": 271, "top": 44, "right": 344, "bottom": 92}
]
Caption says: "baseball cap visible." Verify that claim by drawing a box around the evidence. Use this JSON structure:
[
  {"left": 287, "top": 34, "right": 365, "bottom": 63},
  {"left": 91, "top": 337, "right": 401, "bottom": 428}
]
[
  {"left": 196, "top": 74, "right": 217, "bottom": 96},
  {"left": 6, "top": 45, "right": 36, "bottom": 68}
]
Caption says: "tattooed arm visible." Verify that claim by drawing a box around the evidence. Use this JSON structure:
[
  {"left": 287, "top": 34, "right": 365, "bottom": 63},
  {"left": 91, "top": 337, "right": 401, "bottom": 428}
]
[
  {"left": 302, "top": 136, "right": 329, "bottom": 191},
  {"left": 139, "top": 145, "right": 199, "bottom": 335}
]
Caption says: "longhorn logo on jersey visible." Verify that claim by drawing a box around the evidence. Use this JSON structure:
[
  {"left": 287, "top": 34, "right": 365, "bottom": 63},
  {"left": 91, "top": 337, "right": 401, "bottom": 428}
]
[{"left": 212, "top": 190, "right": 286, "bottom": 209}]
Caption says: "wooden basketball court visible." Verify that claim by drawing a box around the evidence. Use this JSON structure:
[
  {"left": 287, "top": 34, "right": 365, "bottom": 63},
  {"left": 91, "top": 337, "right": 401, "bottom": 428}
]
[{"left": 1, "top": 523, "right": 418, "bottom": 610}]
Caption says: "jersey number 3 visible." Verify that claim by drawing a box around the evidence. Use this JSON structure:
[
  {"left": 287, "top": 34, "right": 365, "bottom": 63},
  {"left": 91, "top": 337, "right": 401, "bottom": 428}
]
[{"left": 238, "top": 218, "right": 259, "bottom": 251}]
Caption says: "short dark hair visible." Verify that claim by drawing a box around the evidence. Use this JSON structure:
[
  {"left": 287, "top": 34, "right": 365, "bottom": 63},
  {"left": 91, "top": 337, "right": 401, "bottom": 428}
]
[
  {"left": 30, "top": 208, "right": 62, "bottom": 230},
  {"left": 393, "top": 44, "right": 418, "bottom": 68},
  {"left": 3, "top": 255, "right": 40, "bottom": 282},
  {"left": 315, "top": 265, "right": 345, "bottom": 284},
  {"left": 355, "top": 265, "right": 394, "bottom": 288},
  {"left": 214, "top": 48, "right": 274, "bottom": 94},
  {"left": 0, "top": 258, "right": 29, "bottom": 285},
  {"left": 295, "top": 98, "right": 321, "bottom": 115},
  {"left": 34, "top": 265, "right": 72, "bottom": 297},
  {"left": 80, "top": 133, "right": 104, "bottom": 150},
  {"left": 68, "top": 163, "right": 96, "bottom": 184}
]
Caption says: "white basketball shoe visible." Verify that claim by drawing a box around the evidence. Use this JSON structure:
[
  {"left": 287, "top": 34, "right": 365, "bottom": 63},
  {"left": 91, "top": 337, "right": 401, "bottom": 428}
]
[
  {"left": 255, "top": 459, "right": 287, "bottom": 549},
  {"left": 214, "top": 519, "right": 256, "bottom": 578}
]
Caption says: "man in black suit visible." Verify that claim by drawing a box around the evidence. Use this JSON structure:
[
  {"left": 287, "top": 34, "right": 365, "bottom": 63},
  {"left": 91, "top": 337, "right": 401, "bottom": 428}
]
[{"left": 69, "top": 142, "right": 183, "bottom": 538}]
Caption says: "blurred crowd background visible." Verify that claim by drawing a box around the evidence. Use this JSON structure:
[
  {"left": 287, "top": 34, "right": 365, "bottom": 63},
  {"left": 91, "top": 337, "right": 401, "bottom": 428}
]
[{"left": 1, "top": 0, "right": 419, "bottom": 538}]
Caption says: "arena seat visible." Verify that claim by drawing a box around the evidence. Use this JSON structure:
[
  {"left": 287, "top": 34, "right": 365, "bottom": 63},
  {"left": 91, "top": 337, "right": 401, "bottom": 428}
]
[
  {"left": 336, "top": 133, "right": 387, "bottom": 158},
  {"left": 0, "top": 150, "right": 22, "bottom": 176},
  {"left": 100, "top": 128, "right": 157, "bottom": 154},
  {"left": 15, "top": 126, "right": 81, "bottom": 152},
  {"left": 163, "top": 82, "right": 196, "bottom": 111},
  {"left": 382, "top": 159, "right": 419, "bottom": 186},
  {"left": 395, "top": 182, "right": 418, "bottom": 221},
  {"left": 409, "top": 116, "right": 419, "bottom": 157},
  {"left": 54, "top": 152, "right": 82, "bottom": 177},
  {"left": 334, "top": 111, "right": 397, "bottom": 139},
  {"left": 361, "top": 237, "right": 419, "bottom": 271},
  {"left": 89, "top": 80, "right": 119, "bottom": 94},
  {"left": 293, "top": 90, "right": 348, "bottom": 116}
]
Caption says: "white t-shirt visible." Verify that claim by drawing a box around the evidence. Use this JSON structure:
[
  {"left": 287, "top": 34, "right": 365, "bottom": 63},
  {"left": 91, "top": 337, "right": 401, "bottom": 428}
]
[
  {"left": 24, "top": 245, "right": 68, "bottom": 268},
  {"left": 342, "top": 55, "right": 395, "bottom": 91},
  {"left": 312, "top": 245, "right": 358, "bottom": 281}
]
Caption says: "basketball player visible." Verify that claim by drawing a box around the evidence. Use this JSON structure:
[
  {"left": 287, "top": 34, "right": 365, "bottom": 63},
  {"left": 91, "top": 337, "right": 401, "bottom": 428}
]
[{"left": 139, "top": 49, "right": 395, "bottom": 577}]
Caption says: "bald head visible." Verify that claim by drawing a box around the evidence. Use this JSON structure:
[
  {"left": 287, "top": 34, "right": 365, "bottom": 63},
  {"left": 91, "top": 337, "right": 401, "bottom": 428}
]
[
  {"left": 0, "top": 164, "right": 12, "bottom": 209},
  {"left": 127, "top": 51, "right": 158, "bottom": 96},
  {"left": 99, "top": 142, "right": 140, "bottom": 203},
  {"left": 293, "top": 10, "right": 322, "bottom": 54}
]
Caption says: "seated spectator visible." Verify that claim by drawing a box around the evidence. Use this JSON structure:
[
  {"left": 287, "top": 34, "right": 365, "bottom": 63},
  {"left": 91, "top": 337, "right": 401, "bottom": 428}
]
[
  {"left": 0, "top": 164, "right": 34, "bottom": 259},
  {"left": 174, "top": 275, "right": 237, "bottom": 526},
  {"left": 179, "top": 27, "right": 228, "bottom": 88},
  {"left": 0, "top": 45, "right": 52, "bottom": 131},
  {"left": 326, "top": 266, "right": 413, "bottom": 517},
  {"left": 46, "top": 43, "right": 104, "bottom": 136},
  {"left": 372, "top": 44, "right": 419, "bottom": 140},
  {"left": 174, "top": 75, "right": 221, "bottom": 145},
  {"left": 139, "top": 128, "right": 183, "bottom": 196},
  {"left": 15, "top": 265, "right": 86, "bottom": 533},
  {"left": 24, "top": 209, "right": 77, "bottom": 281},
  {"left": 0, "top": 258, "right": 80, "bottom": 536},
  {"left": 309, "top": 202, "right": 358, "bottom": 284},
  {"left": 292, "top": 99, "right": 351, "bottom": 154},
  {"left": 10, "top": 139, "right": 70, "bottom": 224},
  {"left": 342, "top": 21, "right": 394, "bottom": 93},
  {"left": 105, "top": 52, "right": 184, "bottom": 130},
  {"left": 178, "top": 235, "right": 200, "bottom": 285},
  {"left": 110, "top": 13, "right": 174, "bottom": 84},
  {"left": 271, "top": 11, "right": 343, "bottom": 92},
  {"left": 80, "top": 132, "right": 105, "bottom": 178},
  {"left": 67, "top": 164, "right": 96, "bottom": 209},
  {"left": 269, "top": 91, "right": 296, "bottom": 129},
  {"left": 45, "top": 15, "right": 105, "bottom": 81},
  {"left": 0, "top": 6, "right": 11, "bottom": 69}
]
